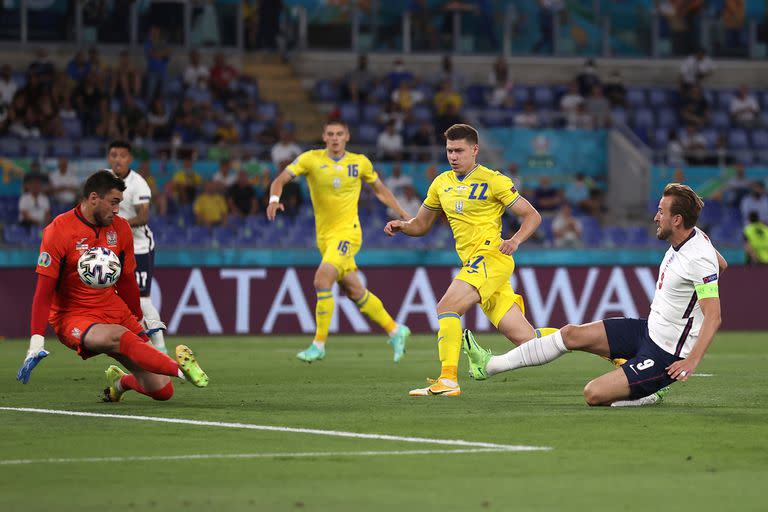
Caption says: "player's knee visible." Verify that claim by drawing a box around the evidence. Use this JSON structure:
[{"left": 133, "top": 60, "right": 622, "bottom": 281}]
[
  {"left": 148, "top": 381, "right": 174, "bottom": 401},
  {"left": 583, "top": 380, "right": 603, "bottom": 406},
  {"left": 559, "top": 324, "right": 582, "bottom": 349}
]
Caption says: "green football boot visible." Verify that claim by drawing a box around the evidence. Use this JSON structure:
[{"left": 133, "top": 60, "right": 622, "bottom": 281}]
[
  {"left": 102, "top": 365, "right": 127, "bottom": 402},
  {"left": 387, "top": 324, "right": 410, "bottom": 363},
  {"left": 176, "top": 345, "right": 209, "bottom": 387},
  {"left": 297, "top": 343, "right": 326, "bottom": 363},
  {"left": 462, "top": 329, "right": 493, "bottom": 381}
]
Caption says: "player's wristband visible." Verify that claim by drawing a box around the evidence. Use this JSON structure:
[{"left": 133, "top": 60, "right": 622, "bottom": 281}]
[{"left": 269, "top": 195, "right": 280, "bottom": 204}]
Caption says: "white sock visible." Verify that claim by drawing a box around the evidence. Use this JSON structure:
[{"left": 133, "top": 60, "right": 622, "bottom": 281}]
[
  {"left": 611, "top": 394, "right": 661, "bottom": 407},
  {"left": 114, "top": 379, "right": 124, "bottom": 392},
  {"left": 177, "top": 369, "right": 186, "bottom": 380},
  {"left": 486, "top": 330, "right": 568, "bottom": 376},
  {"left": 141, "top": 297, "right": 166, "bottom": 351},
  {"left": 312, "top": 340, "right": 325, "bottom": 349}
]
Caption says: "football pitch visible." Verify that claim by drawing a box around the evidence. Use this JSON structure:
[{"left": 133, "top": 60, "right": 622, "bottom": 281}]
[{"left": 1, "top": 332, "right": 767, "bottom": 512}]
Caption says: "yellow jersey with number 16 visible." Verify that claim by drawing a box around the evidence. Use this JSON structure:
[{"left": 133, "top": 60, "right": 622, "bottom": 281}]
[
  {"left": 423, "top": 164, "right": 520, "bottom": 262},
  {"left": 286, "top": 149, "right": 379, "bottom": 239}
]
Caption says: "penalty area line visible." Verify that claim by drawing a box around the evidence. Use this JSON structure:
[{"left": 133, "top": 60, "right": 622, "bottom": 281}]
[
  {"left": 0, "top": 448, "right": 523, "bottom": 466},
  {"left": 0, "top": 407, "right": 551, "bottom": 452}
]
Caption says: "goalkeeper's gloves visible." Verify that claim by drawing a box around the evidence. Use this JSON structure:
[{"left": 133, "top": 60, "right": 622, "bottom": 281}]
[
  {"left": 17, "top": 334, "right": 49, "bottom": 384},
  {"left": 141, "top": 317, "right": 167, "bottom": 337}
]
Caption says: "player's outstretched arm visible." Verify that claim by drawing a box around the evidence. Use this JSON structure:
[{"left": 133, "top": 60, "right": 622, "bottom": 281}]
[
  {"left": 369, "top": 179, "right": 412, "bottom": 220},
  {"left": 715, "top": 248, "right": 728, "bottom": 273},
  {"left": 266, "top": 170, "right": 295, "bottom": 221},
  {"left": 500, "top": 197, "right": 541, "bottom": 255},
  {"left": 667, "top": 297, "right": 721, "bottom": 382},
  {"left": 384, "top": 205, "right": 439, "bottom": 237},
  {"left": 18, "top": 274, "right": 56, "bottom": 383}
]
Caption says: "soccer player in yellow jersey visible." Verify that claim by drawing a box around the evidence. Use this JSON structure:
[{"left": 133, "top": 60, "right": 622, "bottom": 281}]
[
  {"left": 267, "top": 120, "right": 413, "bottom": 362},
  {"left": 385, "top": 124, "right": 546, "bottom": 397}
]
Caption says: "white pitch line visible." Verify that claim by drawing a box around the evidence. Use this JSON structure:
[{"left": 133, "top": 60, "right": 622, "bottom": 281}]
[
  {"left": 0, "top": 448, "right": 515, "bottom": 466},
  {"left": 692, "top": 373, "right": 715, "bottom": 377},
  {"left": 0, "top": 407, "right": 551, "bottom": 452}
]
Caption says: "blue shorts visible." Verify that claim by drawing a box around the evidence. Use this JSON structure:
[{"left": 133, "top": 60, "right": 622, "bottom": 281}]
[
  {"left": 604, "top": 317, "right": 683, "bottom": 399},
  {"left": 134, "top": 250, "right": 154, "bottom": 297}
]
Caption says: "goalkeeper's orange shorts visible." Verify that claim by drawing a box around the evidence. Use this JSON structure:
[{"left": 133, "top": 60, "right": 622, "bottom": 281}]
[{"left": 50, "top": 305, "right": 144, "bottom": 360}]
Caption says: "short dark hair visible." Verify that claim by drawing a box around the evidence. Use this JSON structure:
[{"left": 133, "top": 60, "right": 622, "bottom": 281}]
[
  {"left": 444, "top": 124, "right": 478, "bottom": 145},
  {"left": 324, "top": 119, "right": 348, "bottom": 131},
  {"left": 663, "top": 183, "right": 704, "bottom": 229},
  {"left": 83, "top": 170, "right": 126, "bottom": 198},
  {"left": 108, "top": 140, "right": 132, "bottom": 153},
  {"left": 749, "top": 211, "right": 760, "bottom": 223}
]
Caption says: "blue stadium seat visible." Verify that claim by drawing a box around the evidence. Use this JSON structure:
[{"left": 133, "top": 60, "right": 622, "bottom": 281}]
[
  {"left": 3, "top": 224, "right": 31, "bottom": 245},
  {"left": 648, "top": 88, "right": 669, "bottom": 107},
  {"left": 610, "top": 108, "right": 627, "bottom": 126},
  {"left": 533, "top": 86, "right": 554, "bottom": 108},
  {"left": 356, "top": 123, "right": 379, "bottom": 145},
  {"left": 751, "top": 130, "right": 768, "bottom": 149},
  {"left": 338, "top": 103, "right": 360, "bottom": 123},
  {"left": 362, "top": 104, "right": 382, "bottom": 123},
  {"left": 733, "top": 150, "right": 755, "bottom": 165},
  {"left": 582, "top": 226, "right": 602, "bottom": 248},
  {"left": 627, "top": 88, "right": 646, "bottom": 108},
  {"left": 653, "top": 128, "right": 670, "bottom": 149},
  {"left": 411, "top": 105, "right": 433, "bottom": 123},
  {"left": 166, "top": 77, "right": 184, "bottom": 96},
  {"left": 632, "top": 108, "right": 654, "bottom": 129},
  {"left": 257, "top": 102, "right": 279, "bottom": 121},
  {"left": 465, "top": 84, "right": 489, "bottom": 107},
  {"left": 711, "top": 110, "right": 730, "bottom": 129},
  {"left": 202, "top": 120, "right": 218, "bottom": 140},
  {"left": 314, "top": 79, "right": 340, "bottom": 102},
  {"left": 61, "top": 117, "right": 82, "bottom": 139},
  {"left": 604, "top": 226, "right": 628, "bottom": 247},
  {"left": 247, "top": 121, "right": 267, "bottom": 139},
  {"left": 25, "top": 138, "right": 49, "bottom": 158},
  {"left": 657, "top": 108, "right": 677, "bottom": 129},
  {"left": 480, "top": 110, "right": 512, "bottom": 127},
  {"left": 728, "top": 129, "right": 749, "bottom": 150},
  {"left": 51, "top": 139, "right": 76, "bottom": 158},
  {"left": 513, "top": 86, "right": 530, "bottom": 104},
  {"left": 717, "top": 90, "right": 735, "bottom": 109},
  {"left": 699, "top": 199, "right": 723, "bottom": 227},
  {"left": 0, "top": 137, "right": 23, "bottom": 157},
  {"left": 211, "top": 226, "right": 237, "bottom": 247},
  {"left": 627, "top": 226, "right": 650, "bottom": 247},
  {"left": 79, "top": 138, "right": 104, "bottom": 157},
  {"left": 699, "top": 128, "right": 718, "bottom": 148}
]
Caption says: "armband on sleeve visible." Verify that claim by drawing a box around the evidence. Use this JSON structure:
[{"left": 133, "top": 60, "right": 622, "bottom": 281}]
[{"left": 694, "top": 282, "right": 719, "bottom": 299}]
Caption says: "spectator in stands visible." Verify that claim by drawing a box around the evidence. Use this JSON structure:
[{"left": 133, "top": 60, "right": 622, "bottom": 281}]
[
  {"left": 488, "top": 56, "right": 513, "bottom": 108},
  {"left": 257, "top": 113, "right": 286, "bottom": 146},
  {"left": 73, "top": 70, "right": 108, "bottom": 137},
  {"left": 212, "top": 159, "right": 237, "bottom": 192},
  {"left": 534, "top": 176, "right": 562, "bottom": 214},
  {"left": 147, "top": 97, "right": 171, "bottom": 140},
  {"left": 744, "top": 211, "right": 768, "bottom": 264},
  {"left": 280, "top": 177, "right": 303, "bottom": 218},
  {"left": 343, "top": 54, "right": 373, "bottom": 103},
  {"left": 111, "top": 50, "right": 142, "bottom": 100},
  {"left": 9, "top": 102, "right": 41, "bottom": 139},
  {"left": 560, "top": 81, "right": 583, "bottom": 117},
  {"left": 514, "top": 101, "right": 540, "bottom": 128},
  {"left": 680, "top": 125, "right": 708, "bottom": 165},
  {"left": 215, "top": 117, "right": 241, "bottom": 144},
  {"left": 28, "top": 48, "right": 55, "bottom": 91},
  {"left": 384, "top": 163, "right": 413, "bottom": 198},
  {"left": 184, "top": 49, "right": 209, "bottom": 90},
  {"left": 391, "top": 80, "right": 424, "bottom": 113},
  {"left": 66, "top": 50, "right": 90, "bottom": 84},
  {"left": 666, "top": 129, "right": 686, "bottom": 166},
  {"left": 172, "top": 156, "right": 203, "bottom": 206},
  {"left": 680, "top": 85, "right": 709, "bottom": 127},
  {"left": 172, "top": 97, "right": 204, "bottom": 142},
  {"left": 0, "top": 65, "right": 16, "bottom": 107},
  {"left": 88, "top": 46, "right": 103, "bottom": 74},
  {"left": 210, "top": 53, "right": 239, "bottom": 102},
  {"left": 730, "top": 85, "right": 760, "bottom": 128},
  {"left": 576, "top": 59, "right": 600, "bottom": 97},
  {"left": 602, "top": 70, "right": 627, "bottom": 107},
  {"left": 552, "top": 203, "right": 583, "bottom": 247},
  {"left": 18, "top": 175, "right": 51, "bottom": 228},
  {"left": 433, "top": 79, "right": 463, "bottom": 116},
  {"left": 564, "top": 173, "right": 590, "bottom": 211},
  {"left": 137, "top": 159, "right": 167, "bottom": 216},
  {"left": 679, "top": 49, "right": 714, "bottom": 91},
  {"left": 19, "top": 71, "right": 43, "bottom": 109},
  {"left": 435, "top": 102, "right": 464, "bottom": 137},
  {"left": 567, "top": 103, "right": 594, "bottom": 130},
  {"left": 725, "top": 164, "right": 752, "bottom": 208},
  {"left": 585, "top": 85, "right": 610, "bottom": 128},
  {"left": 194, "top": 179, "right": 228, "bottom": 227},
  {"left": 271, "top": 130, "right": 302, "bottom": 170},
  {"left": 144, "top": 25, "right": 171, "bottom": 102},
  {"left": 741, "top": 182, "right": 768, "bottom": 225},
  {"left": 378, "top": 101, "right": 405, "bottom": 133},
  {"left": 398, "top": 185, "right": 423, "bottom": 219},
  {"left": 227, "top": 170, "right": 259, "bottom": 217},
  {"left": 49, "top": 158, "right": 80, "bottom": 209},
  {"left": 386, "top": 58, "right": 415, "bottom": 91},
  {"left": 115, "top": 95, "right": 146, "bottom": 141},
  {"left": 35, "top": 92, "right": 62, "bottom": 138},
  {"left": 408, "top": 122, "right": 436, "bottom": 160},
  {"left": 714, "top": 134, "right": 735, "bottom": 167},
  {"left": 437, "top": 55, "right": 464, "bottom": 91},
  {"left": 377, "top": 121, "right": 404, "bottom": 162}
]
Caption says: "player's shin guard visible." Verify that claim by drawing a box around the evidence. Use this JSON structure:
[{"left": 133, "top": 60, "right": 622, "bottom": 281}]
[
  {"left": 355, "top": 290, "right": 398, "bottom": 334},
  {"left": 119, "top": 331, "right": 179, "bottom": 377},
  {"left": 140, "top": 297, "right": 166, "bottom": 352},
  {"left": 314, "top": 289, "right": 334, "bottom": 343},
  {"left": 437, "top": 312, "right": 462, "bottom": 382}
]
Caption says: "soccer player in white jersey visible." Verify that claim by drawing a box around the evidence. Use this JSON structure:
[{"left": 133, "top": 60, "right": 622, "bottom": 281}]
[
  {"left": 107, "top": 141, "right": 167, "bottom": 353},
  {"left": 463, "top": 183, "right": 727, "bottom": 406}
]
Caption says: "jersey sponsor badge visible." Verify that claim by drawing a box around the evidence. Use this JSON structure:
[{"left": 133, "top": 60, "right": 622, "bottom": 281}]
[
  {"left": 106, "top": 230, "right": 118, "bottom": 246},
  {"left": 37, "top": 252, "right": 51, "bottom": 267},
  {"left": 71, "top": 327, "right": 81, "bottom": 339},
  {"left": 703, "top": 273, "right": 718, "bottom": 284}
]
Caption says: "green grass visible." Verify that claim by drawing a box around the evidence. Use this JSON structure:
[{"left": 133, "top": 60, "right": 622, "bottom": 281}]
[{"left": 1, "top": 332, "right": 767, "bottom": 512}]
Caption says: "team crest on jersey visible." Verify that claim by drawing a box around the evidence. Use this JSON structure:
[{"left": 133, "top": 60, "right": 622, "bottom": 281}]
[
  {"left": 75, "top": 237, "right": 89, "bottom": 252},
  {"left": 332, "top": 177, "right": 342, "bottom": 189},
  {"left": 106, "top": 231, "right": 117, "bottom": 246},
  {"left": 455, "top": 200, "right": 464, "bottom": 213},
  {"left": 71, "top": 327, "right": 81, "bottom": 339},
  {"left": 37, "top": 252, "right": 51, "bottom": 267}
]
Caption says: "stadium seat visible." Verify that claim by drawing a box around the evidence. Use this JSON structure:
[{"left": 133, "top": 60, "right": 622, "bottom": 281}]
[
  {"left": 61, "top": 117, "right": 82, "bottom": 139},
  {"left": 513, "top": 86, "right": 530, "bottom": 104},
  {"left": 533, "top": 86, "right": 554, "bottom": 108},
  {"left": 362, "top": 104, "right": 382, "bottom": 123},
  {"left": 657, "top": 108, "right": 677, "bottom": 129},
  {"left": 699, "top": 199, "right": 723, "bottom": 227},
  {"left": 610, "top": 108, "right": 628, "bottom": 126},
  {"left": 464, "top": 84, "right": 489, "bottom": 107},
  {"left": 411, "top": 105, "right": 433, "bottom": 123},
  {"left": 79, "top": 138, "right": 104, "bottom": 157},
  {"left": 480, "top": 110, "right": 512, "bottom": 127},
  {"left": 751, "top": 130, "right": 768, "bottom": 149},
  {"left": 733, "top": 150, "right": 755, "bottom": 165},
  {"left": 627, "top": 226, "right": 650, "bottom": 247},
  {"left": 356, "top": 123, "right": 379, "bottom": 145},
  {"left": 717, "top": 90, "right": 735, "bottom": 110},
  {"left": 25, "top": 138, "right": 49, "bottom": 158},
  {"left": 632, "top": 108, "right": 654, "bottom": 130},
  {"left": 51, "top": 139, "right": 76, "bottom": 158},
  {"left": 0, "top": 137, "right": 23, "bottom": 157},
  {"left": 648, "top": 88, "right": 669, "bottom": 107},
  {"left": 728, "top": 129, "right": 750, "bottom": 150},
  {"left": 257, "top": 102, "right": 279, "bottom": 121},
  {"left": 314, "top": 79, "right": 340, "bottom": 102},
  {"left": 653, "top": 128, "right": 670, "bottom": 149},
  {"left": 582, "top": 226, "right": 602, "bottom": 248},
  {"left": 604, "top": 226, "right": 628, "bottom": 247},
  {"left": 627, "top": 88, "right": 646, "bottom": 108},
  {"left": 338, "top": 103, "right": 360, "bottom": 123},
  {"left": 711, "top": 110, "right": 730, "bottom": 129},
  {"left": 699, "top": 128, "right": 718, "bottom": 148}
]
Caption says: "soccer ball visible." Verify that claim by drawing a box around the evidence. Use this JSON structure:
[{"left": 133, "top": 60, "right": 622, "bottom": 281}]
[{"left": 77, "top": 247, "right": 122, "bottom": 289}]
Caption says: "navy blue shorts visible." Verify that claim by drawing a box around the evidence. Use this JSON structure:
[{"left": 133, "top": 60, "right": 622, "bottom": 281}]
[
  {"left": 134, "top": 250, "right": 154, "bottom": 297},
  {"left": 603, "top": 317, "right": 683, "bottom": 399}
]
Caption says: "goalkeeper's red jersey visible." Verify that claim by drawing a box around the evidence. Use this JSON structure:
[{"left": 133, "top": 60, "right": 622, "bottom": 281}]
[{"left": 35, "top": 205, "right": 137, "bottom": 318}]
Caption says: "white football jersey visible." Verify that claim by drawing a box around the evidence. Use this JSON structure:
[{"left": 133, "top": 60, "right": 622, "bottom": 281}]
[
  {"left": 648, "top": 227, "right": 719, "bottom": 358},
  {"left": 110, "top": 169, "right": 155, "bottom": 254}
]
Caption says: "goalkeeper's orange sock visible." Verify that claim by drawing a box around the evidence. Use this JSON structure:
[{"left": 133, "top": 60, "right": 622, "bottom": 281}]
[
  {"left": 119, "top": 374, "right": 174, "bottom": 401},
  {"left": 119, "top": 331, "right": 179, "bottom": 377}
]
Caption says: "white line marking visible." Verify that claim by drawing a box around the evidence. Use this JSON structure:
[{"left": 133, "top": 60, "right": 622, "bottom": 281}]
[
  {"left": 0, "top": 448, "right": 516, "bottom": 466},
  {"left": 0, "top": 407, "right": 550, "bottom": 452},
  {"left": 692, "top": 373, "right": 715, "bottom": 377}
]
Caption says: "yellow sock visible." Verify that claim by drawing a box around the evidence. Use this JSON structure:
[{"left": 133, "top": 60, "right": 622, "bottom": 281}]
[
  {"left": 314, "top": 289, "right": 334, "bottom": 343},
  {"left": 356, "top": 289, "right": 397, "bottom": 334},
  {"left": 535, "top": 327, "right": 558, "bottom": 338},
  {"left": 437, "top": 312, "right": 462, "bottom": 383}
]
